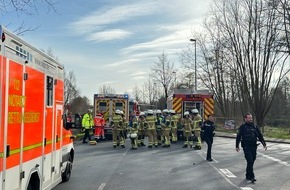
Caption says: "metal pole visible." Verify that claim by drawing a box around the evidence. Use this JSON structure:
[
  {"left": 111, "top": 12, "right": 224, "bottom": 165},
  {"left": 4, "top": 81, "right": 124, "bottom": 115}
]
[
  {"left": 190, "top": 39, "right": 197, "bottom": 91},
  {"left": 194, "top": 40, "right": 197, "bottom": 91}
]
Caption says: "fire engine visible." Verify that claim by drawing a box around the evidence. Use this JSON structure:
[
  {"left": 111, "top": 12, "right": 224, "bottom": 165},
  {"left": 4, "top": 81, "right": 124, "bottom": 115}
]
[
  {"left": 93, "top": 94, "right": 130, "bottom": 139},
  {"left": 0, "top": 25, "right": 74, "bottom": 190},
  {"left": 167, "top": 89, "right": 214, "bottom": 119},
  {"left": 167, "top": 89, "right": 214, "bottom": 139}
]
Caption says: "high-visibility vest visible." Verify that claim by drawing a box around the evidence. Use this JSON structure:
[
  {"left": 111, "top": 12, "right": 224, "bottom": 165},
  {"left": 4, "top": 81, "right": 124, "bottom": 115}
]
[
  {"left": 171, "top": 115, "right": 179, "bottom": 128},
  {"left": 112, "top": 114, "right": 123, "bottom": 129},
  {"left": 82, "top": 113, "right": 94, "bottom": 129},
  {"left": 193, "top": 114, "right": 202, "bottom": 130}
]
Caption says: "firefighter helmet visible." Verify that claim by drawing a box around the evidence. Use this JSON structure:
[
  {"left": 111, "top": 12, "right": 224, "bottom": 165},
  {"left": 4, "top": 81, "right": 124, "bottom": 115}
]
[
  {"left": 147, "top": 110, "right": 153, "bottom": 115},
  {"left": 130, "top": 133, "right": 137, "bottom": 139},
  {"left": 156, "top": 109, "right": 162, "bottom": 114},
  {"left": 115, "top": 109, "right": 121, "bottom": 114},
  {"left": 162, "top": 109, "right": 169, "bottom": 113},
  {"left": 184, "top": 111, "right": 190, "bottom": 116},
  {"left": 191, "top": 109, "right": 199, "bottom": 114},
  {"left": 169, "top": 110, "right": 176, "bottom": 114},
  {"left": 140, "top": 112, "right": 145, "bottom": 116}
]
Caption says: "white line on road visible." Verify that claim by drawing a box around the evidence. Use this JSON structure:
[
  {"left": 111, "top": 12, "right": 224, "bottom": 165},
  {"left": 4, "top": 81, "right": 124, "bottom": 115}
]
[
  {"left": 240, "top": 187, "right": 253, "bottom": 190},
  {"left": 97, "top": 183, "right": 106, "bottom": 190},
  {"left": 258, "top": 152, "right": 290, "bottom": 166},
  {"left": 198, "top": 153, "right": 240, "bottom": 189},
  {"left": 219, "top": 168, "right": 237, "bottom": 178}
]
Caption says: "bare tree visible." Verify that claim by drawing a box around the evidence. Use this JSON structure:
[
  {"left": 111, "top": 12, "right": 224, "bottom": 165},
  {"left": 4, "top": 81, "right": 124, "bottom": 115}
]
[
  {"left": 1, "top": 0, "right": 58, "bottom": 34},
  {"left": 151, "top": 51, "right": 175, "bottom": 100},
  {"left": 64, "top": 70, "right": 79, "bottom": 106},
  {"left": 132, "top": 85, "right": 141, "bottom": 102},
  {"left": 208, "top": 0, "right": 290, "bottom": 130},
  {"left": 98, "top": 85, "right": 116, "bottom": 94},
  {"left": 68, "top": 96, "right": 91, "bottom": 115}
]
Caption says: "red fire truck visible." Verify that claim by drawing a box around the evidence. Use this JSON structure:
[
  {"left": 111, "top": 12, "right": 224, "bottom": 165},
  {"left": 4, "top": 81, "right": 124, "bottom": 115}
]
[
  {"left": 167, "top": 89, "right": 214, "bottom": 119},
  {"left": 0, "top": 25, "right": 74, "bottom": 190}
]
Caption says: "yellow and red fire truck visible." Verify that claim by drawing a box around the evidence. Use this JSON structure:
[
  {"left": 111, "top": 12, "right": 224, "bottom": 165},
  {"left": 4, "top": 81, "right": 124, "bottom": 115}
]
[
  {"left": 167, "top": 89, "right": 214, "bottom": 119},
  {"left": 0, "top": 25, "right": 74, "bottom": 190}
]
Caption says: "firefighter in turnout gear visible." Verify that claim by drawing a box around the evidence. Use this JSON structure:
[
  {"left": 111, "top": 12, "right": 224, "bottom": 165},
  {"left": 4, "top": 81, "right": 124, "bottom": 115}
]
[
  {"left": 82, "top": 109, "right": 94, "bottom": 143},
  {"left": 170, "top": 110, "right": 179, "bottom": 143},
  {"left": 182, "top": 111, "right": 193, "bottom": 148},
  {"left": 137, "top": 112, "right": 146, "bottom": 146},
  {"left": 155, "top": 110, "right": 163, "bottom": 146},
  {"left": 162, "top": 109, "right": 171, "bottom": 148},
  {"left": 146, "top": 110, "right": 157, "bottom": 148},
  {"left": 128, "top": 112, "right": 138, "bottom": 150},
  {"left": 111, "top": 110, "right": 125, "bottom": 148},
  {"left": 192, "top": 109, "right": 203, "bottom": 150}
]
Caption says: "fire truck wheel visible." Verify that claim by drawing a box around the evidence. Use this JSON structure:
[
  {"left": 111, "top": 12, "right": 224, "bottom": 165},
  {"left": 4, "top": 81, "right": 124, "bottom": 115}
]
[{"left": 62, "top": 155, "right": 73, "bottom": 182}]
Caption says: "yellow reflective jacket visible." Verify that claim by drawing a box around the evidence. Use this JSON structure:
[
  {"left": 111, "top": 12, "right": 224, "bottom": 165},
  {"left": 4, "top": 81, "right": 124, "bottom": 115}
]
[{"left": 82, "top": 113, "right": 94, "bottom": 129}]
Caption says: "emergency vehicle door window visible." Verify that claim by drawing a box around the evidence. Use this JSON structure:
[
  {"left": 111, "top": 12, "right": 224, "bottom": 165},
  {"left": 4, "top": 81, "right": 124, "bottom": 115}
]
[
  {"left": 115, "top": 102, "right": 123, "bottom": 112},
  {"left": 46, "top": 76, "right": 54, "bottom": 106},
  {"left": 99, "top": 102, "right": 107, "bottom": 112}
]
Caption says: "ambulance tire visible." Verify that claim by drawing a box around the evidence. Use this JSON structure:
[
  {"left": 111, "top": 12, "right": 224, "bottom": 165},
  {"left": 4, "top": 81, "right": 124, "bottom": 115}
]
[{"left": 62, "top": 155, "right": 73, "bottom": 182}]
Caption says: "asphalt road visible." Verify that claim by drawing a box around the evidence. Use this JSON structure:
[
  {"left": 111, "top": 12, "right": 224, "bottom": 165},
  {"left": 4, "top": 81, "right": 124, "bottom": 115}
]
[{"left": 53, "top": 136, "right": 290, "bottom": 190}]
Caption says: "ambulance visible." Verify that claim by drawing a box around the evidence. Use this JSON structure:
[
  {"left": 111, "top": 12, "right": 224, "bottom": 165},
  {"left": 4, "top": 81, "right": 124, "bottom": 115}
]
[
  {"left": 0, "top": 25, "right": 74, "bottom": 190},
  {"left": 93, "top": 94, "right": 130, "bottom": 139}
]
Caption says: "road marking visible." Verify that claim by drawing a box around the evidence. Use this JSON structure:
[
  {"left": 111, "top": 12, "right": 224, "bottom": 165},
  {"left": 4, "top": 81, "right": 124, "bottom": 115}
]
[
  {"left": 240, "top": 187, "right": 253, "bottom": 190},
  {"left": 98, "top": 183, "right": 106, "bottom": 190},
  {"left": 219, "top": 168, "right": 237, "bottom": 178},
  {"left": 197, "top": 153, "right": 240, "bottom": 189},
  {"left": 258, "top": 152, "right": 290, "bottom": 166}
]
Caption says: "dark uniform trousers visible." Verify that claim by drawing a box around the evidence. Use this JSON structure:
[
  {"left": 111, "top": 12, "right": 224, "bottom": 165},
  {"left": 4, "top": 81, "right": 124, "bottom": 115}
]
[
  {"left": 205, "top": 136, "right": 213, "bottom": 160},
  {"left": 243, "top": 145, "right": 257, "bottom": 179}
]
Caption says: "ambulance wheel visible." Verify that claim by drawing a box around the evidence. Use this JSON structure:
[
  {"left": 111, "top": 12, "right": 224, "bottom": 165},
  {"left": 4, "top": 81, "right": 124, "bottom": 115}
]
[{"left": 62, "top": 155, "right": 72, "bottom": 182}]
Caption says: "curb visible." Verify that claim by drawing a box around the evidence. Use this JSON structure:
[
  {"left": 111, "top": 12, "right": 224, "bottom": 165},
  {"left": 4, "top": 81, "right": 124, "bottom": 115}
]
[{"left": 215, "top": 132, "right": 290, "bottom": 144}]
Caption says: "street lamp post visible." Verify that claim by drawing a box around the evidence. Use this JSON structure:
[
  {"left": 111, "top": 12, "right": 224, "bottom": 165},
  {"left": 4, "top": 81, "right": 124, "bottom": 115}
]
[
  {"left": 172, "top": 71, "right": 177, "bottom": 88},
  {"left": 190, "top": 39, "right": 197, "bottom": 91}
]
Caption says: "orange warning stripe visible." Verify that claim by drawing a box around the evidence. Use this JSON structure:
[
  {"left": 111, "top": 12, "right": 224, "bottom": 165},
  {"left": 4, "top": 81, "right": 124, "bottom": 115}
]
[
  {"left": 204, "top": 98, "right": 214, "bottom": 119},
  {"left": 173, "top": 97, "right": 182, "bottom": 113}
]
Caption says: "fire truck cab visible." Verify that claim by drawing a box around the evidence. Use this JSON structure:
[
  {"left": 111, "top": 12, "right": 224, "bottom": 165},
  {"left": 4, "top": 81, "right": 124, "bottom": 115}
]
[{"left": 0, "top": 25, "right": 74, "bottom": 190}]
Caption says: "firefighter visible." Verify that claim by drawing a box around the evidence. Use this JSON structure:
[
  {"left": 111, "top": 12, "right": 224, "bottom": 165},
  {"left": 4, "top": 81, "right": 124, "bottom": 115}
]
[
  {"left": 192, "top": 109, "right": 203, "bottom": 150},
  {"left": 162, "top": 109, "right": 171, "bottom": 148},
  {"left": 94, "top": 112, "right": 105, "bottom": 142},
  {"left": 146, "top": 110, "right": 157, "bottom": 148},
  {"left": 155, "top": 110, "right": 163, "bottom": 146},
  {"left": 181, "top": 111, "right": 193, "bottom": 148},
  {"left": 111, "top": 110, "right": 125, "bottom": 148},
  {"left": 137, "top": 112, "right": 146, "bottom": 146},
  {"left": 82, "top": 109, "right": 94, "bottom": 144},
  {"left": 128, "top": 113, "right": 138, "bottom": 150},
  {"left": 120, "top": 110, "right": 128, "bottom": 144},
  {"left": 170, "top": 110, "right": 179, "bottom": 143}
]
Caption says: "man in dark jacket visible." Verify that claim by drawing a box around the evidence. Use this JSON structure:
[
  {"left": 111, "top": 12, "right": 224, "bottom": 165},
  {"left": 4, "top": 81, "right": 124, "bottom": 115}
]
[
  {"left": 236, "top": 112, "right": 267, "bottom": 183},
  {"left": 202, "top": 115, "right": 215, "bottom": 161}
]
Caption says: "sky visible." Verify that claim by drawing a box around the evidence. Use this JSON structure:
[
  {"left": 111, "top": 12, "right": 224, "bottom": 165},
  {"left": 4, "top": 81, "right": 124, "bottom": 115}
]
[{"left": 1, "top": 0, "right": 213, "bottom": 103}]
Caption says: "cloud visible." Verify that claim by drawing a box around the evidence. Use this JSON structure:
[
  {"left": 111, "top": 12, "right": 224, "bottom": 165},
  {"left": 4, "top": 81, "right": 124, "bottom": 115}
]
[
  {"left": 87, "top": 29, "right": 132, "bottom": 42},
  {"left": 69, "top": 2, "right": 158, "bottom": 34},
  {"left": 103, "top": 58, "right": 141, "bottom": 68}
]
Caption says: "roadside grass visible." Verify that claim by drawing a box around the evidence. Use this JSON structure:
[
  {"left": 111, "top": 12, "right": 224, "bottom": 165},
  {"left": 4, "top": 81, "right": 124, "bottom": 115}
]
[{"left": 215, "top": 125, "right": 290, "bottom": 139}]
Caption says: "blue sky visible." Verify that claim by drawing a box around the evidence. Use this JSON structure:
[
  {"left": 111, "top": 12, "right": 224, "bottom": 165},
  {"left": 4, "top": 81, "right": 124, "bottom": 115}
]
[{"left": 1, "top": 0, "right": 212, "bottom": 102}]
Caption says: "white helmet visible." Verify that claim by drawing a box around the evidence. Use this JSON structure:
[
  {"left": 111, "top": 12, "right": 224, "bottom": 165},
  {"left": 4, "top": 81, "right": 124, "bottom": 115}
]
[
  {"left": 147, "top": 110, "right": 153, "bottom": 115},
  {"left": 140, "top": 112, "right": 145, "bottom": 116},
  {"left": 169, "top": 110, "right": 175, "bottom": 114},
  {"left": 115, "top": 109, "right": 121, "bottom": 114},
  {"left": 156, "top": 110, "right": 162, "bottom": 114},
  {"left": 162, "top": 109, "right": 169, "bottom": 113},
  {"left": 191, "top": 109, "right": 199, "bottom": 114},
  {"left": 184, "top": 111, "right": 189, "bottom": 116},
  {"left": 120, "top": 110, "right": 124, "bottom": 115}
]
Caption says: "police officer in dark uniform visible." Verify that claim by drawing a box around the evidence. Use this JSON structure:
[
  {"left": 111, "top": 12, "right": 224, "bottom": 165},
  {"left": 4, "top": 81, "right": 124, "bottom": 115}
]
[
  {"left": 202, "top": 115, "right": 215, "bottom": 161},
  {"left": 236, "top": 112, "right": 267, "bottom": 182}
]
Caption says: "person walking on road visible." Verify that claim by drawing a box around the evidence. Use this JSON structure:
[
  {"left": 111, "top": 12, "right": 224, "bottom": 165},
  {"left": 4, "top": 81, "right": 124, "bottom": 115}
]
[
  {"left": 236, "top": 112, "right": 267, "bottom": 183},
  {"left": 202, "top": 115, "right": 216, "bottom": 161},
  {"left": 82, "top": 109, "right": 94, "bottom": 144}
]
